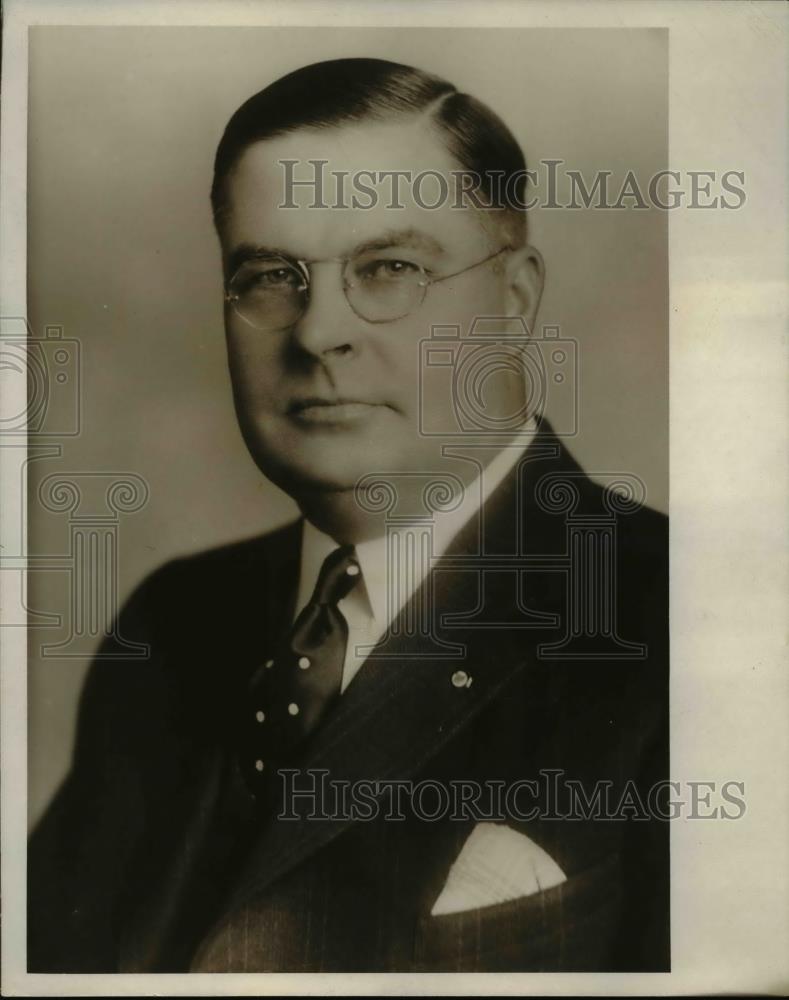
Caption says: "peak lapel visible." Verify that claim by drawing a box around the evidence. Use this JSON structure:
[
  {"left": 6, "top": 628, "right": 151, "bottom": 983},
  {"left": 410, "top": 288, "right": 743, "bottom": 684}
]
[{"left": 224, "top": 425, "right": 573, "bottom": 909}]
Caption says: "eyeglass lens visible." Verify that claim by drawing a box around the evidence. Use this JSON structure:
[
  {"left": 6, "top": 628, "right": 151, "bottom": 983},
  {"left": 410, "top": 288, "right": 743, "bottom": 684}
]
[{"left": 228, "top": 253, "right": 429, "bottom": 329}]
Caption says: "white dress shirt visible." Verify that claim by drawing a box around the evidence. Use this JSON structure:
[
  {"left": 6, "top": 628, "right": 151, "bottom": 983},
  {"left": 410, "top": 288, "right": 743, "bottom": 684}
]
[{"left": 294, "top": 420, "right": 537, "bottom": 693}]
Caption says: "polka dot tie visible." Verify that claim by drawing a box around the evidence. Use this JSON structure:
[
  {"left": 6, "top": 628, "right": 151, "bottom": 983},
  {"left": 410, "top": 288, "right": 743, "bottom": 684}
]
[{"left": 242, "top": 544, "right": 360, "bottom": 798}]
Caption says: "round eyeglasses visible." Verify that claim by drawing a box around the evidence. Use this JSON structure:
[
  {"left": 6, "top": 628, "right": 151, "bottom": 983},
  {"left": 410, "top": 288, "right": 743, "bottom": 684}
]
[{"left": 224, "top": 246, "right": 511, "bottom": 331}]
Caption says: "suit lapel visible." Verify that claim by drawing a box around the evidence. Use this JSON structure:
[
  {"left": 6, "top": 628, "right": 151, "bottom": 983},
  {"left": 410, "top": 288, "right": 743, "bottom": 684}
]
[
  {"left": 118, "top": 520, "right": 304, "bottom": 971},
  {"left": 223, "top": 423, "right": 573, "bottom": 910}
]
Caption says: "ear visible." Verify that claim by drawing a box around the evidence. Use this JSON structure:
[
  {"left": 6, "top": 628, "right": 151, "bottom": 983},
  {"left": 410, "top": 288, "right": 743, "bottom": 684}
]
[{"left": 504, "top": 244, "right": 545, "bottom": 334}]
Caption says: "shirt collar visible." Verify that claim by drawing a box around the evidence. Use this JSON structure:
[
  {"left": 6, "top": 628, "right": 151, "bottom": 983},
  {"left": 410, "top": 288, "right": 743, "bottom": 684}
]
[{"left": 299, "top": 417, "right": 537, "bottom": 628}]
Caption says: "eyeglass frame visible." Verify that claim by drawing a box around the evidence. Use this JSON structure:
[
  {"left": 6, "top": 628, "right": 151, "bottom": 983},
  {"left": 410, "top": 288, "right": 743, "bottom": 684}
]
[{"left": 224, "top": 245, "right": 514, "bottom": 330}]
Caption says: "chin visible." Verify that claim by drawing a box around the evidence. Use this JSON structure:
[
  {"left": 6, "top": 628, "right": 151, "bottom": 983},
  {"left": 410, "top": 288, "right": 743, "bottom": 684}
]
[
  {"left": 253, "top": 442, "right": 370, "bottom": 497},
  {"left": 243, "top": 413, "right": 430, "bottom": 498}
]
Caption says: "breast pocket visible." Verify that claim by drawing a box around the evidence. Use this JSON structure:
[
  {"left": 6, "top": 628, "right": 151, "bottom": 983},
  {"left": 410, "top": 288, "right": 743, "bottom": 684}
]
[{"left": 412, "top": 853, "right": 623, "bottom": 972}]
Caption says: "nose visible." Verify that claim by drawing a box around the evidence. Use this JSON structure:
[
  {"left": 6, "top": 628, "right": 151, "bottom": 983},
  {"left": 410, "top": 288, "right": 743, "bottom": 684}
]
[{"left": 289, "top": 261, "right": 361, "bottom": 358}]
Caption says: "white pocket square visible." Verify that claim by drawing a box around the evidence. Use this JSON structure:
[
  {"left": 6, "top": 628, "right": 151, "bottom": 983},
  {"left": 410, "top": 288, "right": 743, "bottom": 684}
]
[{"left": 431, "top": 822, "right": 567, "bottom": 916}]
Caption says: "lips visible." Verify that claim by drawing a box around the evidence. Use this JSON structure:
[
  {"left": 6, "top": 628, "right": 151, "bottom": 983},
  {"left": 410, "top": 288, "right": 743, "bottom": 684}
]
[{"left": 287, "top": 397, "right": 383, "bottom": 426}]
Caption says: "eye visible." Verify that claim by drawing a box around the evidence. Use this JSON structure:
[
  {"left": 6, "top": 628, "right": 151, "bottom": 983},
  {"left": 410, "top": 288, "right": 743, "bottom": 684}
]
[
  {"left": 360, "top": 258, "right": 423, "bottom": 282},
  {"left": 251, "top": 264, "right": 302, "bottom": 288},
  {"left": 233, "top": 258, "right": 305, "bottom": 296}
]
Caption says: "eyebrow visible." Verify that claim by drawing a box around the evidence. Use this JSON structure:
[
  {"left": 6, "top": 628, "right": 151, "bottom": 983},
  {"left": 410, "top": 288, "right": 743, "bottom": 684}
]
[
  {"left": 352, "top": 229, "right": 447, "bottom": 257},
  {"left": 226, "top": 228, "right": 447, "bottom": 276}
]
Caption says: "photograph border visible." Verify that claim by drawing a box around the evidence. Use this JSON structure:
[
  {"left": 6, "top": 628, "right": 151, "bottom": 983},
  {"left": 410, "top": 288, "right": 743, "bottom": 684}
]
[{"left": 2, "top": 1, "right": 787, "bottom": 996}]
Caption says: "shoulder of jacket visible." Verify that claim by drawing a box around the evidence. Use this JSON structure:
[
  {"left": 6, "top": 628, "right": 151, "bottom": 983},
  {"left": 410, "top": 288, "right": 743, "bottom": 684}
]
[{"left": 142, "top": 518, "right": 301, "bottom": 590}]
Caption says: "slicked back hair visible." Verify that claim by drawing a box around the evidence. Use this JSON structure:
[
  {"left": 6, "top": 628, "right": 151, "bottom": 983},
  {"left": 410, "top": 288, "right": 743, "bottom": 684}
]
[{"left": 211, "top": 57, "right": 529, "bottom": 244}]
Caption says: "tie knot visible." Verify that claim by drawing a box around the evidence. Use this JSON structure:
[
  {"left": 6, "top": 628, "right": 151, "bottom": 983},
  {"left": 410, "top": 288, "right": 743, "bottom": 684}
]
[{"left": 312, "top": 544, "right": 360, "bottom": 606}]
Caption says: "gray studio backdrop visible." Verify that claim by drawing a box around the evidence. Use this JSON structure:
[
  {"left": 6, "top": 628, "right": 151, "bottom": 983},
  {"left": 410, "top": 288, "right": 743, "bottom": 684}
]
[{"left": 26, "top": 27, "right": 668, "bottom": 826}]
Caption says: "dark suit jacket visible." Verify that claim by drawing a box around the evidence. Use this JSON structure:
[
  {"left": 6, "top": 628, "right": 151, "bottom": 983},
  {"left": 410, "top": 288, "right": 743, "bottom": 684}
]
[{"left": 28, "top": 420, "right": 669, "bottom": 973}]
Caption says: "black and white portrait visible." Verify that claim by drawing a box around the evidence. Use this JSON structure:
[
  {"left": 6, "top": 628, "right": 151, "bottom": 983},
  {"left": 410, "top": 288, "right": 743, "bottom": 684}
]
[
  {"left": 3, "top": 6, "right": 785, "bottom": 993},
  {"left": 24, "top": 26, "right": 669, "bottom": 973}
]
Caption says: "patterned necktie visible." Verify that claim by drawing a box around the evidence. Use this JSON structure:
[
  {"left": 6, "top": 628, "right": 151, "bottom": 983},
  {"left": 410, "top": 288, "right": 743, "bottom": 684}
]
[{"left": 241, "top": 544, "right": 360, "bottom": 798}]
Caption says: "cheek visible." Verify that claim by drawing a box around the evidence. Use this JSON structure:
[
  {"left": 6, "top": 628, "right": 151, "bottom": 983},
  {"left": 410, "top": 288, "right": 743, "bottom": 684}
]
[
  {"left": 225, "top": 327, "right": 282, "bottom": 401},
  {"left": 425, "top": 272, "right": 509, "bottom": 331},
  {"left": 363, "top": 327, "right": 422, "bottom": 410},
  {"left": 360, "top": 277, "right": 507, "bottom": 422}
]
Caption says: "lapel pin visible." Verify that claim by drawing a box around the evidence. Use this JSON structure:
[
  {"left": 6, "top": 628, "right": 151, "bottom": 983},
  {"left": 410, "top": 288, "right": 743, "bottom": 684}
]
[{"left": 451, "top": 670, "right": 472, "bottom": 689}]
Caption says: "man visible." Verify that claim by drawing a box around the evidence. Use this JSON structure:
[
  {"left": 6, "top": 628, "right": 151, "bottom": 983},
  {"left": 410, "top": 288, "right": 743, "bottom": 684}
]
[{"left": 28, "top": 58, "right": 669, "bottom": 973}]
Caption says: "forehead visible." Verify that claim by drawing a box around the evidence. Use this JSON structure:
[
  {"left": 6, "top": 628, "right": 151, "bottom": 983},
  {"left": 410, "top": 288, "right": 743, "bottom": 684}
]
[{"left": 220, "top": 118, "right": 495, "bottom": 259}]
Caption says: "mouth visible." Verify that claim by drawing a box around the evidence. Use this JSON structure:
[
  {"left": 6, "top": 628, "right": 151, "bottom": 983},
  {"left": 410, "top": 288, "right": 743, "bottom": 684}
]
[{"left": 287, "top": 397, "right": 385, "bottom": 427}]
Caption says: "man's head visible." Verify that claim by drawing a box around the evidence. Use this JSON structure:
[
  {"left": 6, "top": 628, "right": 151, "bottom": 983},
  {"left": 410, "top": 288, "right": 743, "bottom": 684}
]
[{"left": 212, "top": 58, "right": 544, "bottom": 539}]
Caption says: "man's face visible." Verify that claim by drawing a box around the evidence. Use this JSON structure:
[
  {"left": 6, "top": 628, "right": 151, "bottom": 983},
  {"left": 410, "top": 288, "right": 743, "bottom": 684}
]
[{"left": 219, "top": 117, "right": 541, "bottom": 502}]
